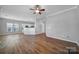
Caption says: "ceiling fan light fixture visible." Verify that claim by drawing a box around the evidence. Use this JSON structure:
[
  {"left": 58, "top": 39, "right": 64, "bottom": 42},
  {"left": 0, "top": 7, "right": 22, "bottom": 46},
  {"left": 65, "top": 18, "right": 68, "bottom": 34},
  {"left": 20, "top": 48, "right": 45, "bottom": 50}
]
[{"left": 35, "top": 10, "right": 40, "bottom": 13}]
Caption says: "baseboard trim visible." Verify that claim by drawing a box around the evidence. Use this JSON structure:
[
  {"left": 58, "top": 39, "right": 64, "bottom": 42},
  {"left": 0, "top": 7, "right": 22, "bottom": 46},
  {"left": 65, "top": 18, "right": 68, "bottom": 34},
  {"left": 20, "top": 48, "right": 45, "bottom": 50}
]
[
  {"left": 76, "top": 42, "right": 79, "bottom": 46},
  {"left": 46, "top": 35, "right": 79, "bottom": 46}
]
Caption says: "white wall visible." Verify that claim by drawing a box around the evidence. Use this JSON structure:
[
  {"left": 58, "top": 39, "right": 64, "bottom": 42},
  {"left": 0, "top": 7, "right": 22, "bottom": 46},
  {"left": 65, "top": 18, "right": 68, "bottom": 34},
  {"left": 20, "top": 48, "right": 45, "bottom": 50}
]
[
  {"left": 35, "top": 17, "right": 45, "bottom": 34},
  {"left": 0, "top": 18, "right": 34, "bottom": 35},
  {"left": 46, "top": 6, "right": 79, "bottom": 45},
  {"left": 0, "top": 17, "right": 44, "bottom": 35},
  {"left": 0, "top": 20, "right": 2, "bottom": 34},
  {"left": 75, "top": 6, "right": 79, "bottom": 45}
]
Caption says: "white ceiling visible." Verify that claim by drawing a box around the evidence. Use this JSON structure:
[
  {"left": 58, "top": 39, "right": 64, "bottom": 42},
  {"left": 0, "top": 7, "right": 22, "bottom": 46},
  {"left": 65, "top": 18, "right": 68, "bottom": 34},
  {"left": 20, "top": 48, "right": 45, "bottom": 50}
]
[{"left": 0, "top": 5, "right": 75, "bottom": 22}]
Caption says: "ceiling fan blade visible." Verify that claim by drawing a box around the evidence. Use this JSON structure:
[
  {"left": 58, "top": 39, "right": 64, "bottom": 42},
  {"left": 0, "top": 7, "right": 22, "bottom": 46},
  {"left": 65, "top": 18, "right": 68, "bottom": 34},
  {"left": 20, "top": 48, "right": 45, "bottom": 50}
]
[
  {"left": 39, "top": 12, "right": 41, "bottom": 15},
  {"left": 40, "top": 9, "right": 45, "bottom": 11}
]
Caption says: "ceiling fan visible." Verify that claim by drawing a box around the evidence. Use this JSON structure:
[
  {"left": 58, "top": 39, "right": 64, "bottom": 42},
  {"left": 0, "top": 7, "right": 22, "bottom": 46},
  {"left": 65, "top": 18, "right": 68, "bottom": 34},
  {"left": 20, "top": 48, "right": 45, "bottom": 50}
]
[{"left": 30, "top": 5, "right": 45, "bottom": 15}]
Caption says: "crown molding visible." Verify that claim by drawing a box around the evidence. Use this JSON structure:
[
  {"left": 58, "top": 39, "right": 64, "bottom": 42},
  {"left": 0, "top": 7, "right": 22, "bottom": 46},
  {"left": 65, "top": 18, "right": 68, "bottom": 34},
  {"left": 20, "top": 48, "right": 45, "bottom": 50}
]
[{"left": 47, "top": 6, "right": 78, "bottom": 17}]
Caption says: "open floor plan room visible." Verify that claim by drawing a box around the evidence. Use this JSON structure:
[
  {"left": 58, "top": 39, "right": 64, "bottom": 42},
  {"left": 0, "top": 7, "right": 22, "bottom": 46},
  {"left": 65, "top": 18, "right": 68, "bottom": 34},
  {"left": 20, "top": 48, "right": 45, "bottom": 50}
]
[{"left": 0, "top": 5, "right": 79, "bottom": 54}]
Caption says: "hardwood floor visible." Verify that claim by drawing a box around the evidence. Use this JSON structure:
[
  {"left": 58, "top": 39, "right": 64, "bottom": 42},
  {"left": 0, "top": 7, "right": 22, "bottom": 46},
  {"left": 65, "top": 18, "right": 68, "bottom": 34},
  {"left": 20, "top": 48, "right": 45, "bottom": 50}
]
[{"left": 0, "top": 33, "right": 79, "bottom": 54}]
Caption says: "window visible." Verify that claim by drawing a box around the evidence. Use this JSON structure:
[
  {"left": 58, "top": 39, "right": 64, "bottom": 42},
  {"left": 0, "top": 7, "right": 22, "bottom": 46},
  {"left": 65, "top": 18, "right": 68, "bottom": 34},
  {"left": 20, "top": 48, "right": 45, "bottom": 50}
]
[
  {"left": 7, "top": 23, "right": 13, "bottom": 32},
  {"left": 13, "top": 24, "right": 19, "bottom": 32},
  {"left": 7, "top": 23, "right": 19, "bottom": 32}
]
